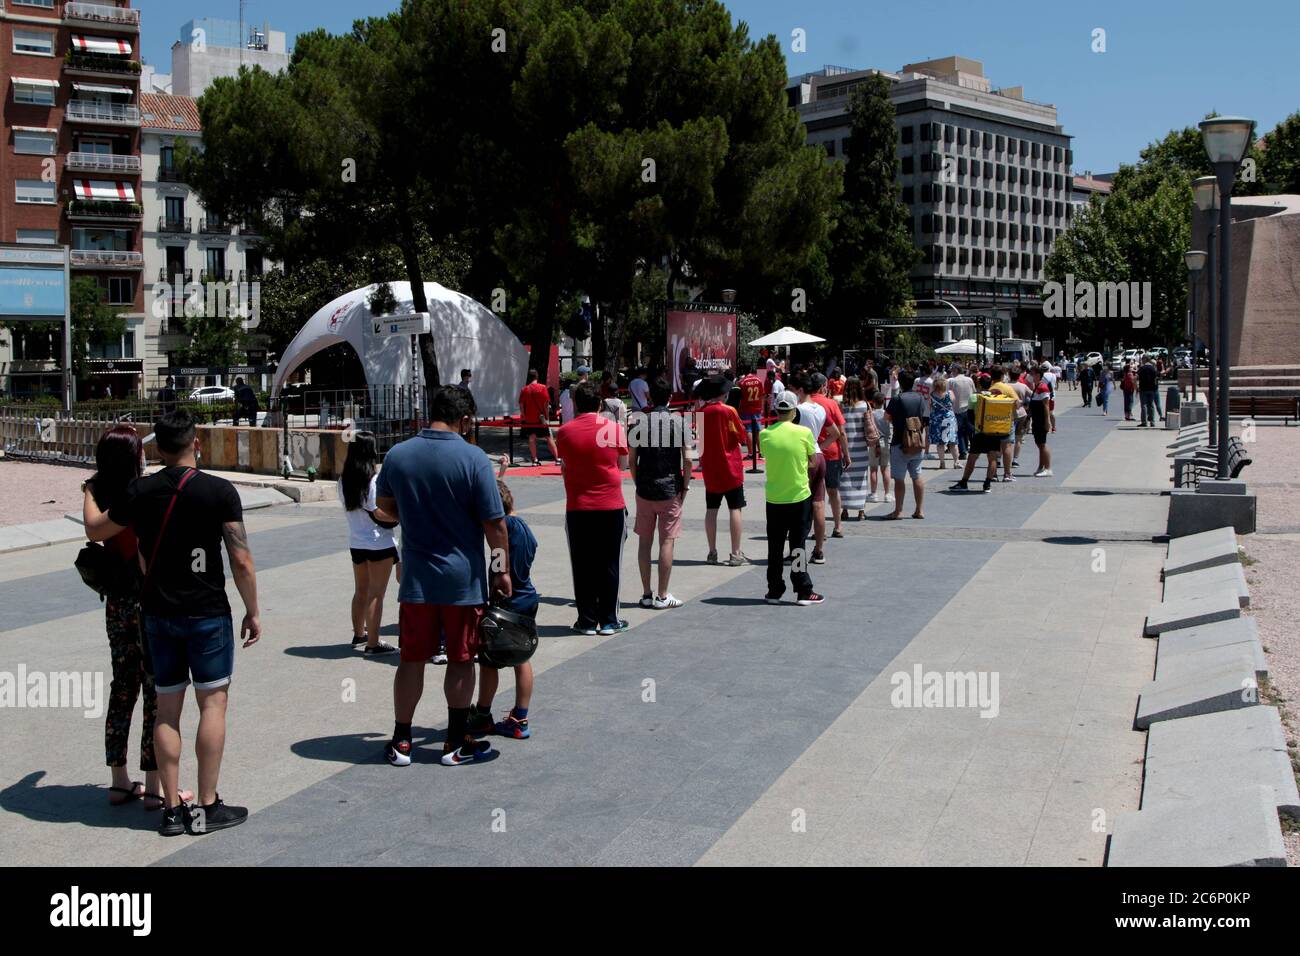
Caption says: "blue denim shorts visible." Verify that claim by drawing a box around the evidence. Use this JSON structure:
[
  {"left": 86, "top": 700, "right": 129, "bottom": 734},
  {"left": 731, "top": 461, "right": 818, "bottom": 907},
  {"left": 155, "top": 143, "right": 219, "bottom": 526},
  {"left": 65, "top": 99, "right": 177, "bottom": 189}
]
[{"left": 143, "top": 614, "right": 235, "bottom": 694}]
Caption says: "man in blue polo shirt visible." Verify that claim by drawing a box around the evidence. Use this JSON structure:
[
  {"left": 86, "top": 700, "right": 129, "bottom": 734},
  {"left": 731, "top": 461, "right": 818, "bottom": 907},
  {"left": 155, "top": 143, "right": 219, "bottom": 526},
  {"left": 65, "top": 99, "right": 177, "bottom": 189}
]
[{"left": 376, "top": 386, "right": 512, "bottom": 767}]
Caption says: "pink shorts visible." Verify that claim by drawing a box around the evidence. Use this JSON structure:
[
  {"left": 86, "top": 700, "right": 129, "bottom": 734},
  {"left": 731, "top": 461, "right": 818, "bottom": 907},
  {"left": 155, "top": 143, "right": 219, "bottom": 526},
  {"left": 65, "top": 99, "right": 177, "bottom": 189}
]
[{"left": 634, "top": 495, "right": 683, "bottom": 539}]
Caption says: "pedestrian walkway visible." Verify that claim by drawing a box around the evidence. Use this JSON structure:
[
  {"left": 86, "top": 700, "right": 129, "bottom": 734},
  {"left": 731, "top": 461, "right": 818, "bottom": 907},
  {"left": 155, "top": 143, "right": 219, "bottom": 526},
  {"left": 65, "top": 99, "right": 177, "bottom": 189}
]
[{"left": 0, "top": 391, "right": 1172, "bottom": 866}]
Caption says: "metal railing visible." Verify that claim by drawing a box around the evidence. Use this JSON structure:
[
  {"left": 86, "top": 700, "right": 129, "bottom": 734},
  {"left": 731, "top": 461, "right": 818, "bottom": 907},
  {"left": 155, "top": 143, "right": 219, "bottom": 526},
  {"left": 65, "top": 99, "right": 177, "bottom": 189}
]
[
  {"left": 200, "top": 219, "right": 231, "bottom": 235},
  {"left": 64, "top": 2, "right": 141, "bottom": 27},
  {"left": 66, "top": 151, "right": 141, "bottom": 173},
  {"left": 65, "top": 99, "right": 140, "bottom": 124},
  {"left": 200, "top": 270, "right": 234, "bottom": 282},
  {"left": 69, "top": 249, "right": 143, "bottom": 267},
  {"left": 157, "top": 268, "right": 193, "bottom": 283},
  {"left": 66, "top": 52, "right": 141, "bottom": 75},
  {"left": 66, "top": 199, "right": 142, "bottom": 219},
  {"left": 272, "top": 385, "right": 424, "bottom": 456},
  {"left": 157, "top": 167, "right": 184, "bottom": 182},
  {"left": 157, "top": 216, "right": 191, "bottom": 234}
]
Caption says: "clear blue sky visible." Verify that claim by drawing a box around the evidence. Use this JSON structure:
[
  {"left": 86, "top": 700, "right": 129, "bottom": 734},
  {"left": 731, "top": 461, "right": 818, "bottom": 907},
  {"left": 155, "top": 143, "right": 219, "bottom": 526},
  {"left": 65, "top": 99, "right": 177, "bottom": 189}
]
[{"left": 135, "top": 0, "right": 1300, "bottom": 174}]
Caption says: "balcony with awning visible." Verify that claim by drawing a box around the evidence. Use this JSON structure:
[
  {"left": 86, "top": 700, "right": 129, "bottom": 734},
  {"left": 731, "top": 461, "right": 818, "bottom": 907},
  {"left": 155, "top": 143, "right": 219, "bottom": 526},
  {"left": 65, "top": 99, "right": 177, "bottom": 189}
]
[
  {"left": 66, "top": 180, "right": 141, "bottom": 221},
  {"left": 65, "top": 34, "right": 140, "bottom": 78}
]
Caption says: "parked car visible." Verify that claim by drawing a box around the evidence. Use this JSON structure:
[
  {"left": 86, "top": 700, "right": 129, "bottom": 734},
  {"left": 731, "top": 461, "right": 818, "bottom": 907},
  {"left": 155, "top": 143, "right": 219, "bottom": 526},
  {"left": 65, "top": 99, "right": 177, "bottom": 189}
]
[
  {"left": 1147, "top": 347, "right": 1169, "bottom": 361},
  {"left": 189, "top": 386, "right": 235, "bottom": 403},
  {"left": 1080, "top": 351, "right": 1104, "bottom": 367}
]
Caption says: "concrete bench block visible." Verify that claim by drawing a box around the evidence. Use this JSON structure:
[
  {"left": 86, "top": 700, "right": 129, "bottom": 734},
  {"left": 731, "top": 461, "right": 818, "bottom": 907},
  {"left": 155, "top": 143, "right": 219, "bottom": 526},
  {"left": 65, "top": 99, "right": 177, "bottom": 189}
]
[
  {"left": 1135, "top": 658, "right": 1259, "bottom": 729},
  {"left": 1180, "top": 403, "right": 1210, "bottom": 427},
  {"left": 1142, "top": 707, "right": 1299, "bottom": 817},
  {"left": 1156, "top": 618, "right": 1267, "bottom": 681},
  {"left": 1162, "top": 563, "right": 1250, "bottom": 609},
  {"left": 1108, "top": 785, "right": 1285, "bottom": 867},
  {"left": 1168, "top": 489, "right": 1256, "bottom": 537},
  {"left": 1164, "top": 526, "right": 1239, "bottom": 577},
  {"left": 1145, "top": 590, "right": 1241, "bottom": 635}
]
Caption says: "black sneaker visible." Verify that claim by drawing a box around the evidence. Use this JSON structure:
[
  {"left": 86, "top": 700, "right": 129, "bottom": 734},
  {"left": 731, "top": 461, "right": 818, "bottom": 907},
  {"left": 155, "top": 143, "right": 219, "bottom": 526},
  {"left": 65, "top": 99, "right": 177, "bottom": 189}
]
[
  {"left": 467, "top": 706, "right": 494, "bottom": 736},
  {"left": 187, "top": 795, "right": 247, "bottom": 835},
  {"left": 796, "top": 593, "right": 826, "bottom": 606},
  {"left": 981, "top": 480, "right": 992, "bottom": 493},
  {"left": 810, "top": 551, "right": 826, "bottom": 565},
  {"left": 351, "top": 634, "right": 367, "bottom": 648},
  {"left": 951, "top": 480, "right": 969, "bottom": 491},
  {"left": 159, "top": 804, "right": 188, "bottom": 837},
  {"left": 363, "top": 640, "right": 398, "bottom": 656}
]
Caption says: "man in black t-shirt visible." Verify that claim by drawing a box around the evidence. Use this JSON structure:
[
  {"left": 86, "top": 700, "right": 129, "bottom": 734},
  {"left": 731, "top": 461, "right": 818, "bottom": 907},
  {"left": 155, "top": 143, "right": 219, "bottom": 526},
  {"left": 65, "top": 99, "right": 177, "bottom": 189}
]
[
  {"left": 233, "top": 377, "right": 259, "bottom": 427},
  {"left": 628, "top": 376, "right": 691, "bottom": 609},
  {"left": 88, "top": 410, "right": 261, "bottom": 838},
  {"left": 1137, "top": 356, "right": 1161, "bottom": 428}
]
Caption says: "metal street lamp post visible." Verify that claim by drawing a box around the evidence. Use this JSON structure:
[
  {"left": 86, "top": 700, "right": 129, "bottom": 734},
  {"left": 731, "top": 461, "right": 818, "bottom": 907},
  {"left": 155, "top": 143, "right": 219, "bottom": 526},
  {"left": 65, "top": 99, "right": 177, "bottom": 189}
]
[
  {"left": 1199, "top": 117, "right": 1255, "bottom": 479},
  {"left": 1192, "top": 176, "right": 1219, "bottom": 446},
  {"left": 1184, "top": 250, "right": 1206, "bottom": 403}
]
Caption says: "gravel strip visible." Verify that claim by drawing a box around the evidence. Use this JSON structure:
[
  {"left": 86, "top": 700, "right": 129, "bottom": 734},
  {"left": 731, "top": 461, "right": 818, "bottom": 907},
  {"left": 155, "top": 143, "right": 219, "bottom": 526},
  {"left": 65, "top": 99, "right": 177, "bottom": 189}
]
[{"left": 0, "top": 459, "right": 91, "bottom": 527}]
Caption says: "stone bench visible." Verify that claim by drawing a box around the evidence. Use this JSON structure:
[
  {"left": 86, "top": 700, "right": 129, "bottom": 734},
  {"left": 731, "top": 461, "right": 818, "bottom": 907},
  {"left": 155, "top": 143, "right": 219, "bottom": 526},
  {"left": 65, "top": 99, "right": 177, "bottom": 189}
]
[
  {"left": 1108, "top": 785, "right": 1286, "bottom": 867},
  {"left": 1163, "top": 526, "right": 1239, "bottom": 577}
]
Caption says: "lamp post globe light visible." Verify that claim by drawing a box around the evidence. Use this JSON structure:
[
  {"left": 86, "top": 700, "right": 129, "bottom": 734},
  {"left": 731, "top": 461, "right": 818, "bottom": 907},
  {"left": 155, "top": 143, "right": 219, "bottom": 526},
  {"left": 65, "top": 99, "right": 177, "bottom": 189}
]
[
  {"left": 1191, "top": 175, "right": 1220, "bottom": 447},
  {"left": 1199, "top": 116, "right": 1255, "bottom": 479},
  {"left": 1184, "top": 250, "right": 1207, "bottom": 402}
]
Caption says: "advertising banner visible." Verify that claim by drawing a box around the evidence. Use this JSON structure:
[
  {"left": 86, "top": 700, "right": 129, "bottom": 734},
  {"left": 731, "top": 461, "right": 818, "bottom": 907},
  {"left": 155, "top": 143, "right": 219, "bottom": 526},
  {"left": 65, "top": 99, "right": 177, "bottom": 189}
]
[
  {"left": 667, "top": 309, "right": 736, "bottom": 393},
  {"left": 0, "top": 266, "right": 65, "bottom": 318}
]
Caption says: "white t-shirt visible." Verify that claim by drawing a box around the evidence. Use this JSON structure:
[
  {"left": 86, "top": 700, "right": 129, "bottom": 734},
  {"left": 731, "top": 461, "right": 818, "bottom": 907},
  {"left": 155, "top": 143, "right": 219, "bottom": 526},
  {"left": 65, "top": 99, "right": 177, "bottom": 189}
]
[
  {"left": 948, "top": 374, "right": 975, "bottom": 412},
  {"left": 795, "top": 400, "right": 827, "bottom": 454},
  {"left": 338, "top": 475, "right": 398, "bottom": 551}
]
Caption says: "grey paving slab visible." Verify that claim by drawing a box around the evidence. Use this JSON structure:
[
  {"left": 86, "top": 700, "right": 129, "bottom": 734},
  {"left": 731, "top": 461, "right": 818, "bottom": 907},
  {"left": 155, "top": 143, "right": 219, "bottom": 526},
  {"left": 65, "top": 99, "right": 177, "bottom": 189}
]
[
  {"left": 1134, "top": 658, "right": 1260, "bottom": 730},
  {"left": 1143, "top": 590, "right": 1241, "bottom": 635},
  {"left": 1154, "top": 617, "right": 1263, "bottom": 678},
  {"left": 1142, "top": 707, "right": 1299, "bottom": 817},
  {"left": 1161, "top": 562, "right": 1250, "bottom": 609},
  {"left": 1163, "top": 526, "right": 1240, "bottom": 577},
  {"left": 1157, "top": 636, "right": 1268, "bottom": 683},
  {"left": 236, "top": 485, "right": 296, "bottom": 511},
  {"left": 0, "top": 524, "right": 50, "bottom": 554},
  {"left": 1108, "top": 784, "right": 1286, "bottom": 867}
]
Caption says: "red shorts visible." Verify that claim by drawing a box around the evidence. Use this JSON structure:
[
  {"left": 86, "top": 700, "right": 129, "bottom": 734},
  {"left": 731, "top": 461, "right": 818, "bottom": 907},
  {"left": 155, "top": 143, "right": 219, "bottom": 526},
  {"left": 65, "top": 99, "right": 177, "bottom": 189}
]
[
  {"left": 398, "top": 602, "right": 483, "bottom": 664},
  {"left": 808, "top": 454, "right": 827, "bottom": 504}
]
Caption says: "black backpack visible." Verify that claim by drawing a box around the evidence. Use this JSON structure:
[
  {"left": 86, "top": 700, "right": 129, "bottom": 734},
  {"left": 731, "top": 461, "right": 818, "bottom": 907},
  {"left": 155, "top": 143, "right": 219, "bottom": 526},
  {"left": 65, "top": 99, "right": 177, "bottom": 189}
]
[{"left": 74, "top": 542, "right": 141, "bottom": 602}]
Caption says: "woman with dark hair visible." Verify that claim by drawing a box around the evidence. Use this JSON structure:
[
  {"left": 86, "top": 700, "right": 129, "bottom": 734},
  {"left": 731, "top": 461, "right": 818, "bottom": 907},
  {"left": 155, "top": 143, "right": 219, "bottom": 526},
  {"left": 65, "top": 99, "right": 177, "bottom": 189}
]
[
  {"left": 338, "top": 431, "right": 399, "bottom": 655},
  {"left": 82, "top": 424, "right": 192, "bottom": 810}
]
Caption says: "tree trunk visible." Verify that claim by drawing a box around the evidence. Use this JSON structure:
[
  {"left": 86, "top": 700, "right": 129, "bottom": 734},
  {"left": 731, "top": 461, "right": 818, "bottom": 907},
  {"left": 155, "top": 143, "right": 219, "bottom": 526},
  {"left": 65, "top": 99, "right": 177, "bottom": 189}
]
[
  {"left": 528, "top": 293, "right": 555, "bottom": 378},
  {"left": 605, "top": 298, "right": 630, "bottom": 378},
  {"left": 395, "top": 190, "right": 438, "bottom": 393},
  {"left": 591, "top": 302, "right": 607, "bottom": 373}
]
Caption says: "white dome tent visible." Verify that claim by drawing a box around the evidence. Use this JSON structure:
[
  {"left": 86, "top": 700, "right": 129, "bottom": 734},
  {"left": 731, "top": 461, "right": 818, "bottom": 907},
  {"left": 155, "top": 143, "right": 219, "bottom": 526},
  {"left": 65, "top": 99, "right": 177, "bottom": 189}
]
[{"left": 269, "top": 282, "right": 528, "bottom": 420}]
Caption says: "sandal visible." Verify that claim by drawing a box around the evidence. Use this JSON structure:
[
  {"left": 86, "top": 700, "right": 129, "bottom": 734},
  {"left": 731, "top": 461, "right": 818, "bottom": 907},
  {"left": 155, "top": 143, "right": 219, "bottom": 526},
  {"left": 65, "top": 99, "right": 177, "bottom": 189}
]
[
  {"left": 108, "top": 781, "right": 144, "bottom": 806},
  {"left": 144, "top": 788, "right": 195, "bottom": 811}
]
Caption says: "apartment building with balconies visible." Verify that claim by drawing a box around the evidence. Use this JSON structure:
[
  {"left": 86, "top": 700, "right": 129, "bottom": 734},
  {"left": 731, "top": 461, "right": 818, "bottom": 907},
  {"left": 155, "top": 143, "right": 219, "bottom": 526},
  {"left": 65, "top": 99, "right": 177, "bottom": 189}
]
[
  {"left": 140, "top": 91, "right": 274, "bottom": 387},
  {"left": 1, "top": 0, "right": 143, "bottom": 398}
]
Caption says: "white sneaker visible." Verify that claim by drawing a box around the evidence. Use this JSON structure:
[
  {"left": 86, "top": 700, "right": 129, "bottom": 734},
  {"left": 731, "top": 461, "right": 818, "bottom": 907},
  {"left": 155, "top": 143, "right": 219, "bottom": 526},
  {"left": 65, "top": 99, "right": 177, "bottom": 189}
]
[
  {"left": 431, "top": 652, "right": 448, "bottom": 665},
  {"left": 653, "top": 593, "right": 683, "bottom": 609},
  {"left": 866, "top": 492, "right": 879, "bottom": 503},
  {"left": 1034, "top": 469, "right": 1054, "bottom": 478},
  {"left": 884, "top": 493, "right": 895, "bottom": 503}
]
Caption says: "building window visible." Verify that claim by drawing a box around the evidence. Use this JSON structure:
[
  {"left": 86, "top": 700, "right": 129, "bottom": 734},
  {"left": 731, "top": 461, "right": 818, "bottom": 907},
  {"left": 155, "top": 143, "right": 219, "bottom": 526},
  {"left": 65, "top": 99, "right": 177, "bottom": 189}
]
[
  {"left": 945, "top": 185, "right": 956, "bottom": 203},
  {"left": 921, "top": 214, "right": 932, "bottom": 233},
  {"left": 958, "top": 187, "right": 968, "bottom": 205},
  {"left": 996, "top": 164, "right": 1005, "bottom": 182},
  {"left": 983, "top": 161, "right": 993, "bottom": 179},
  {"left": 840, "top": 137, "right": 850, "bottom": 157},
  {"left": 206, "top": 247, "right": 226, "bottom": 277},
  {"left": 1009, "top": 223, "right": 1019, "bottom": 240},
  {"left": 107, "top": 277, "right": 133, "bottom": 305},
  {"left": 901, "top": 155, "right": 913, "bottom": 174},
  {"left": 957, "top": 127, "right": 966, "bottom": 146},
  {"left": 944, "top": 125, "right": 954, "bottom": 143},
  {"left": 16, "top": 229, "right": 57, "bottom": 245},
  {"left": 13, "top": 81, "right": 56, "bottom": 106},
  {"left": 73, "top": 227, "right": 132, "bottom": 251},
  {"left": 1031, "top": 142, "right": 1041, "bottom": 160},
  {"left": 902, "top": 186, "right": 914, "bottom": 204},
  {"left": 13, "top": 130, "right": 56, "bottom": 155},
  {"left": 1019, "top": 140, "right": 1029, "bottom": 157},
  {"left": 1033, "top": 198, "right": 1043, "bottom": 215},
  {"left": 901, "top": 125, "right": 913, "bottom": 144},
  {"left": 984, "top": 190, "right": 994, "bottom": 207},
  {"left": 1032, "top": 170, "right": 1041, "bottom": 187},
  {"left": 920, "top": 124, "right": 930, "bottom": 142},
  {"left": 16, "top": 179, "right": 56, "bottom": 204},
  {"left": 823, "top": 140, "right": 835, "bottom": 157},
  {"left": 13, "top": 0, "right": 57, "bottom": 7},
  {"left": 1065, "top": 149, "right": 1074, "bottom": 166},
  {"left": 13, "top": 29, "right": 55, "bottom": 55},
  {"left": 1009, "top": 196, "right": 1019, "bottom": 213},
  {"left": 983, "top": 132, "right": 993, "bottom": 149},
  {"left": 1008, "top": 167, "right": 1018, "bottom": 185},
  {"left": 920, "top": 183, "right": 931, "bottom": 203}
]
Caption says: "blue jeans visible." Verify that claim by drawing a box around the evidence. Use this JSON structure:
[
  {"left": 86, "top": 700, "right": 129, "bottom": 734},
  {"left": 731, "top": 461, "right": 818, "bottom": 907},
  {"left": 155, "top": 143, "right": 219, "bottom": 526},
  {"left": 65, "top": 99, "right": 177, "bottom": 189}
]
[
  {"left": 143, "top": 614, "right": 235, "bottom": 695},
  {"left": 1140, "top": 390, "right": 1158, "bottom": 425},
  {"left": 956, "top": 410, "right": 973, "bottom": 458}
]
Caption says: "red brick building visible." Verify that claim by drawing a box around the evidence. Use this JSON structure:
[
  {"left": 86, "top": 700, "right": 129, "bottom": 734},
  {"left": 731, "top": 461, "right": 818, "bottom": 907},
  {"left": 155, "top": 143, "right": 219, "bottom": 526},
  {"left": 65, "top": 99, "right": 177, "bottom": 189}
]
[{"left": 1, "top": 0, "right": 142, "bottom": 397}]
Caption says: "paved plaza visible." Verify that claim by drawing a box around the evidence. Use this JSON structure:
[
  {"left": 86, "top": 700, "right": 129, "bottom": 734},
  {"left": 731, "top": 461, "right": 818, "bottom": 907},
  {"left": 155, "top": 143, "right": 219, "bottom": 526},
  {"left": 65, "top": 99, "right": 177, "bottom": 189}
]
[{"left": 0, "top": 391, "right": 1176, "bottom": 866}]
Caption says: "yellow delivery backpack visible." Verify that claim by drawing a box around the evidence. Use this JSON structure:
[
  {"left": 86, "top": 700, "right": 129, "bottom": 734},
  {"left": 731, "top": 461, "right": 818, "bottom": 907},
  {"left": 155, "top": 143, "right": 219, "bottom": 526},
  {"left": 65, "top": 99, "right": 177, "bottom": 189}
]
[{"left": 974, "top": 392, "right": 1016, "bottom": 436}]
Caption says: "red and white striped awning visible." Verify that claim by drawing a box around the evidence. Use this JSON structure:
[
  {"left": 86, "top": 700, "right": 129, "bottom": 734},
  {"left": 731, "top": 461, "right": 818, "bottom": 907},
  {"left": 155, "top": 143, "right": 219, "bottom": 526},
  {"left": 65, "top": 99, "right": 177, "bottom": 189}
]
[
  {"left": 72, "top": 82, "right": 133, "bottom": 96},
  {"left": 72, "top": 180, "right": 137, "bottom": 202},
  {"left": 70, "top": 35, "right": 133, "bottom": 56}
]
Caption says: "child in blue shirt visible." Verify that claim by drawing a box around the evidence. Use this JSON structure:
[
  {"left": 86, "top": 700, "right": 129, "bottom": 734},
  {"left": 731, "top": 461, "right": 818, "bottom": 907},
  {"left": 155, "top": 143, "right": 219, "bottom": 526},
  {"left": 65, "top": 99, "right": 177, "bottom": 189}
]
[{"left": 469, "top": 463, "right": 536, "bottom": 739}]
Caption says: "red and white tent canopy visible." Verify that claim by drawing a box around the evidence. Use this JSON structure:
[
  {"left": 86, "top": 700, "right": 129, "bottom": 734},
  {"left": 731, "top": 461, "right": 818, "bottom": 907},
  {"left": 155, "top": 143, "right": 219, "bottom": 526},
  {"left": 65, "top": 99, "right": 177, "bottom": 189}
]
[
  {"left": 72, "top": 180, "right": 136, "bottom": 202},
  {"left": 70, "top": 35, "right": 133, "bottom": 56}
]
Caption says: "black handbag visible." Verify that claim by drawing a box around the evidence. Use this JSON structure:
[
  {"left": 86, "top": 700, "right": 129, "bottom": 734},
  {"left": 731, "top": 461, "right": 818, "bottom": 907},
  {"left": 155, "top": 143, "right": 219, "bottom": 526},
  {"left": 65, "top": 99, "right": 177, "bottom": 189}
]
[
  {"left": 478, "top": 603, "right": 538, "bottom": 669},
  {"left": 74, "top": 542, "right": 140, "bottom": 602}
]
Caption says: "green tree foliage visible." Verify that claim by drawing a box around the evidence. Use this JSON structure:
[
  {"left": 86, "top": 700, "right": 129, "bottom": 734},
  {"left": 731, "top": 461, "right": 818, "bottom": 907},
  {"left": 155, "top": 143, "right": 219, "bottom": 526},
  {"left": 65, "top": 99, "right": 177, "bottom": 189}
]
[
  {"left": 1258, "top": 110, "right": 1300, "bottom": 194},
  {"left": 821, "top": 74, "right": 921, "bottom": 347}
]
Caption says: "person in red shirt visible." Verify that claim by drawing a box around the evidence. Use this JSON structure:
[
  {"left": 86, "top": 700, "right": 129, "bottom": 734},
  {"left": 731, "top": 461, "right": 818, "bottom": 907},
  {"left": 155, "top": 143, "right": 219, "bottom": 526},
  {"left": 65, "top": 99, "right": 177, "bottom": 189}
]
[
  {"left": 518, "top": 368, "right": 557, "bottom": 466},
  {"left": 808, "top": 372, "right": 849, "bottom": 539},
  {"left": 555, "top": 381, "right": 630, "bottom": 635},
  {"left": 697, "top": 375, "right": 751, "bottom": 565},
  {"left": 737, "top": 363, "right": 765, "bottom": 448},
  {"left": 826, "top": 368, "right": 846, "bottom": 402}
]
